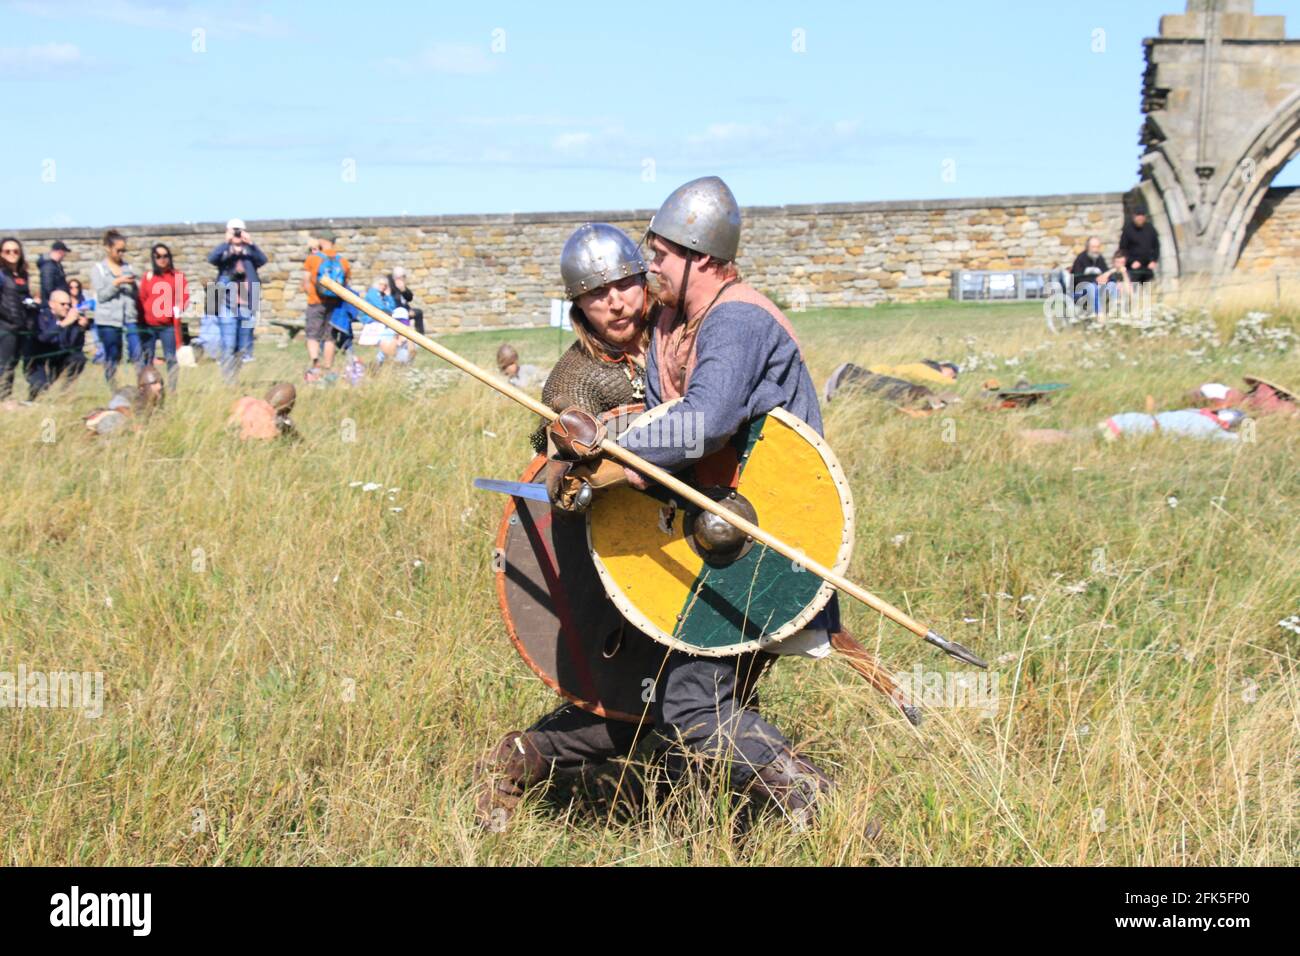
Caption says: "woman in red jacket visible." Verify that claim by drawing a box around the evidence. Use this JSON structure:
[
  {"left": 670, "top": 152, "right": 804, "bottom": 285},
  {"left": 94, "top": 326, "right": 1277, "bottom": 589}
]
[{"left": 137, "top": 243, "right": 189, "bottom": 389}]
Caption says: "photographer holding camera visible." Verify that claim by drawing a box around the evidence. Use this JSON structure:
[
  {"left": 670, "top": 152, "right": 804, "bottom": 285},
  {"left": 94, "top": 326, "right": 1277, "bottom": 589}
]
[
  {"left": 90, "top": 229, "right": 140, "bottom": 389},
  {"left": 1, "top": 237, "right": 41, "bottom": 403},
  {"left": 207, "top": 217, "right": 267, "bottom": 383}
]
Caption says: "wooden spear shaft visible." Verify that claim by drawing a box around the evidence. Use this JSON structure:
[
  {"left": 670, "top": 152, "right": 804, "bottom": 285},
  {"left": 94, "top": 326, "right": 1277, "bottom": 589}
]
[{"left": 320, "top": 277, "right": 986, "bottom": 669}]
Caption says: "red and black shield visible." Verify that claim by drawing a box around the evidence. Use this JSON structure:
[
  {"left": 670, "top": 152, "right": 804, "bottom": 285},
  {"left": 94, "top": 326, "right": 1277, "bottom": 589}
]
[{"left": 493, "top": 409, "right": 668, "bottom": 722}]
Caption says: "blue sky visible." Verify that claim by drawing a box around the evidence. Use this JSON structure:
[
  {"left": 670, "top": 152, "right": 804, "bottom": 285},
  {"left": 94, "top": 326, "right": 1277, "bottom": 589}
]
[{"left": 3, "top": 0, "right": 1298, "bottom": 228}]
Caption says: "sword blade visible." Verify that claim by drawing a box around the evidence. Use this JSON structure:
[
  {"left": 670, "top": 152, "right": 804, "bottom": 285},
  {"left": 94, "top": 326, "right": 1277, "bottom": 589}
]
[{"left": 473, "top": 478, "right": 551, "bottom": 503}]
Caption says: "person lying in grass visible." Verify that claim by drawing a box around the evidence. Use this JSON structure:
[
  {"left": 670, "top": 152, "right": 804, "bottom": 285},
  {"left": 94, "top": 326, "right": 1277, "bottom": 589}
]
[
  {"left": 83, "top": 365, "right": 164, "bottom": 436},
  {"left": 227, "top": 382, "right": 297, "bottom": 441}
]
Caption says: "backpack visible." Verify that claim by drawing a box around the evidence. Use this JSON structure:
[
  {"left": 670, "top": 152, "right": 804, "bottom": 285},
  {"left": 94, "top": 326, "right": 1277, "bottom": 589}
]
[{"left": 315, "top": 253, "right": 346, "bottom": 302}]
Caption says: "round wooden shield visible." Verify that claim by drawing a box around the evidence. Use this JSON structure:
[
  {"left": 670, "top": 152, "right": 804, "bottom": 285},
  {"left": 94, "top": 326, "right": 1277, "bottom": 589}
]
[
  {"left": 587, "top": 402, "right": 854, "bottom": 657},
  {"left": 494, "top": 409, "right": 669, "bottom": 723}
]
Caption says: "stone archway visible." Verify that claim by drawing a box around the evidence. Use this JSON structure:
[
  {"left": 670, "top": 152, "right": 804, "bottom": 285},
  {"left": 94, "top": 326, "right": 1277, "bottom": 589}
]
[{"left": 1138, "top": 2, "right": 1300, "bottom": 276}]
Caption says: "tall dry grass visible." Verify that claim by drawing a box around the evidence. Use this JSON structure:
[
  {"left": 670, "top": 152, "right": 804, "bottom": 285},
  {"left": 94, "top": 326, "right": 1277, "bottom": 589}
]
[{"left": 0, "top": 304, "right": 1295, "bottom": 865}]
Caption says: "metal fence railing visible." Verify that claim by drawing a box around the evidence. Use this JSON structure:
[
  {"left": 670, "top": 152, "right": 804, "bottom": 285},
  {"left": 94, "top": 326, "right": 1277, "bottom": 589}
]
[{"left": 950, "top": 269, "right": 1063, "bottom": 302}]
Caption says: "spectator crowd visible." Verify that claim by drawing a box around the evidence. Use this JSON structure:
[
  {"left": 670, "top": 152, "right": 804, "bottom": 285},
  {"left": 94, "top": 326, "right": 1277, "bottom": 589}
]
[
  {"left": 0, "top": 220, "right": 425, "bottom": 403},
  {"left": 1067, "top": 204, "right": 1162, "bottom": 318}
]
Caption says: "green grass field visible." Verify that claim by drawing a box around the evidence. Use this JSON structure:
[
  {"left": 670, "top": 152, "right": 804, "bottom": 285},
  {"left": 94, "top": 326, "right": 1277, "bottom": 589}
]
[{"left": 1, "top": 300, "right": 1296, "bottom": 865}]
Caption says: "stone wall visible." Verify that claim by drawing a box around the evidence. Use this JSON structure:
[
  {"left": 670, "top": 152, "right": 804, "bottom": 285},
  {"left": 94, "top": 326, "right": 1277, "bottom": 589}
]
[
  {"left": 7, "top": 187, "right": 1298, "bottom": 330},
  {"left": 1235, "top": 186, "right": 1300, "bottom": 274}
]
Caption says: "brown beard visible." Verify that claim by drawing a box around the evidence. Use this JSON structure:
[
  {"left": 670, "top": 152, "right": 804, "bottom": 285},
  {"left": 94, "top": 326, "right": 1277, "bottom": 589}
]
[{"left": 648, "top": 274, "right": 677, "bottom": 309}]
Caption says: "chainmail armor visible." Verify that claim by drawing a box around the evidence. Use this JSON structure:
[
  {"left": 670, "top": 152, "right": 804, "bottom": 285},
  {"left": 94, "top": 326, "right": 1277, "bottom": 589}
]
[{"left": 529, "top": 341, "right": 644, "bottom": 453}]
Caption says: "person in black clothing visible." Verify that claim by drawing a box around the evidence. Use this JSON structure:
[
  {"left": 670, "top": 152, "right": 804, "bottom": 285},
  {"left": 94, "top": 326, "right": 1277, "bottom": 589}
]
[
  {"left": 37, "top": 240, "right": 71, "bottom": 305},
  {"left": 1, "top": 237, "right": 41, "bottom": 403},
  {"left": 389, "top": 266, "right": 424, "bottom": 335},
  {"left": 1116, "top": 209, "right": 1160, "bottom": 283},
  {"left": 27, "top": 289, "right": 87, "bottom": 398},
  {"left": 1070, "top": 236, "right": 1119, "bottom": 315}
]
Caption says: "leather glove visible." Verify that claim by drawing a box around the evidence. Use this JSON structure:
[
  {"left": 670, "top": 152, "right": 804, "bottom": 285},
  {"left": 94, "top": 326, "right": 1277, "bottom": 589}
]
[
  {"left": 546, "top": 457, "right": 629, "bottom": 512},
  {"left": 548, "top": 406, "right": 606, "bottom": 460}
]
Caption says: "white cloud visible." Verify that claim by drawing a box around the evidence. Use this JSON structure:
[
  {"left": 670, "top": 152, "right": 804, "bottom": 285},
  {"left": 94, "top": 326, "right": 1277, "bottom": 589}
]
[
  {"left": 458, "top": 114, "right": 617, "bottom": 129},
  {"left": 0, "top": 42, "right": 87, "bottom": 74},
  {"left": 9, "top": 0, "right": 290, "bottom": 38},
  {"left": 380, "top": 42, "right": 497, "bottom": 77},
  {"left": 551, "top": 132, "right": 593, "bottom": 155},
  {"left": 687, "top": 122, "right": 771, "bottom": 146}
]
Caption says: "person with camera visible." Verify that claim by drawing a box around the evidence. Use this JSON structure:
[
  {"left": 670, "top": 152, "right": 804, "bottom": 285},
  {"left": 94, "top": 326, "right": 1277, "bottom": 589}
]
[
  {"left": 207, "top": 218, "right": 267, "bottom": 383},
  {"left": 138, "top": 243, "right": 189, "bottom": 390},
  {"left": 27, "top": 289, "right": 87, "bottom": 398},
  {"left": 1, "top": 237, "right": 41, "bottom": 403},
  {"left": 90, "top": 229, "right": 140, "bottom": 389}
]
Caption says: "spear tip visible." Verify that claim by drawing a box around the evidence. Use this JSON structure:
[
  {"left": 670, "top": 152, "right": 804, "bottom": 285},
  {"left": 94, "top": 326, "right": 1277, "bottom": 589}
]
[{"left": 924, "top": 629, "right": 989, "bottom": 669}]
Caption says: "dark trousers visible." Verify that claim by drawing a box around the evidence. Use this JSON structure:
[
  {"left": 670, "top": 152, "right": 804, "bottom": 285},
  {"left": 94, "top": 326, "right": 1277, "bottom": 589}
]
[
  {"left": 124, "top": 323, "right": 144, "bottom": 365},
  {"left": 526, "top": 650, "right": 789, "bottom": 789},
  {"left": 63, "top": 350, "right": 86, "bottom": 385},
  {"left": 0, "top": 324, "right": 21, "bottom": 401},
  {"left": 97, "top": 325, "right": 124, "bottom": 386},
  {"left": 25, "top": 345, "right": 67, "bottom": 400}
]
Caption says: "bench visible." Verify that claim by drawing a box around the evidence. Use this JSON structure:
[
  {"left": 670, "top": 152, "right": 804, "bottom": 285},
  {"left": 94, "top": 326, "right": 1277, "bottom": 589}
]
[{"left": 269, "top": 317, "right": 306, "bottom": 339}]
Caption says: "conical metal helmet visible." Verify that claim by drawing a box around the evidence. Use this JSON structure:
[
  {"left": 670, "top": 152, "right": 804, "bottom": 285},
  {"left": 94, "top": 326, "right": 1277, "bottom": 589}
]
[
  {"left": 265, "top": 382, "right": 296, "bottom": 414},
  {"left": 137, "top": 365, "right": 163, "bottom": 388},
  {"left": 560, "top": 223, "right": 646, "bottom": 299},
  {"left": 648, "top": 176, "right": 741, "bottom": 262}
]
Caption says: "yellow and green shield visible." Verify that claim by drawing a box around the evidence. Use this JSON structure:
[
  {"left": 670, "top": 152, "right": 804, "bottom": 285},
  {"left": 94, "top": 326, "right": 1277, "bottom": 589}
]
[{"left": 587, "top": 402, "right": 854, "bottom": 657}]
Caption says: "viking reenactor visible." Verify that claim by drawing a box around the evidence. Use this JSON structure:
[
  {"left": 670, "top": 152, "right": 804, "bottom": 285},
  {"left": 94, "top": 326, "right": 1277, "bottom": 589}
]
[
  {"left": 83, "top": 365, "right": 165, "bottom": 435},
  {"left": 823, "top": 361, "right": 960, "bottom": 412},
  {"left": 598, "top": 175, "right": 842, "bottom": 818},
  {"left": 495, "top": 343, "right": 544, "bottom": 390},
  {"left": 479, "top": 181, "right": 846, "bottom": 831},
  {"left": 228, "top": 381, "right": 298, "bottom": 440},
  {"left": 476, "top": 222, "right": 660, "bottom": 828},
  {"left": 1241, "top": 375, "right": 1297, "bottom": 417},
  {"left": 312, "top": 201, "right": 984, "bottom": 835}
]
